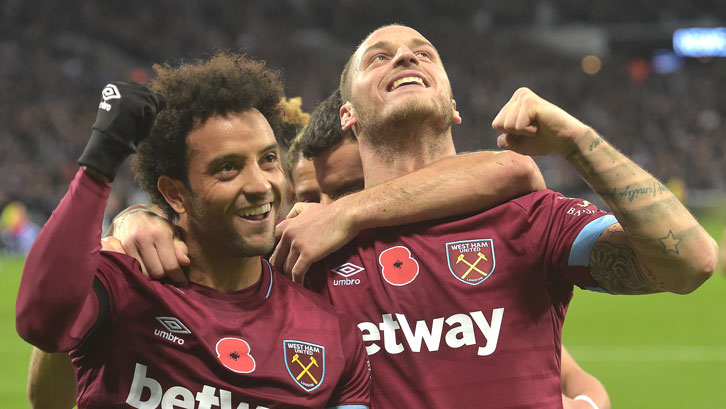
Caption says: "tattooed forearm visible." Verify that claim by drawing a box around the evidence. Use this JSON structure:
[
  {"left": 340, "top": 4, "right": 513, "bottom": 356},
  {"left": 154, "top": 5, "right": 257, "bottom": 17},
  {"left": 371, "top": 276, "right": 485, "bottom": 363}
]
[
  {"left": 589, "top": 241, "right": 664, "bottom": 294},
  {"left": 588, "top": 136, "right": 602, "bottom": 151},
  {"left": 598, "top": 198, "right": 681, "bottom": 230},
  {"left": 561, "top": 128, "right": 715, "bottom": 294},
  {"left": 597, "top": 181, "right": 670, "bottom": 203},
  {"left": 565, "top": 129, "right": 596, "bottom": 177}
]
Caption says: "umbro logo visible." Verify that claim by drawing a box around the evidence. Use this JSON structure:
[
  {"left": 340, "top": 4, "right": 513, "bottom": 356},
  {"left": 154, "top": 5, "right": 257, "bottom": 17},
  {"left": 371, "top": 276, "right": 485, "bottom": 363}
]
[
  {"left": 331, "top": 262, "right": 364, "bottom": 278},
  {"left": 98, "top": 83, "right": 121, "bottom": 111},
  {"left": 154, "top": 316, "right": 190, "bottom": 345},
  {"left": 102, "top": 84, "right": 122, "bottom": 101},
  {"left": 156, "top": 316, "right": 191, "bottom": 334}
]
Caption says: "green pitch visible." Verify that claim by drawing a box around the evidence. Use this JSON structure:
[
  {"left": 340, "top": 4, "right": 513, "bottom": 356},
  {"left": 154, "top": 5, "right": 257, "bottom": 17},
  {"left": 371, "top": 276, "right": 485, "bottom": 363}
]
[
  {"left": 564, "top": 268, "right": 726, "bottom": 408},
  {"left": 0, "top": 256, "right": 33, "bottom": 408},
  {"left": 564, "top": 216, "right": 726, "bottom": 409},
  {"left": 0, "top": 219, "right": 723, "bottom": 409}
]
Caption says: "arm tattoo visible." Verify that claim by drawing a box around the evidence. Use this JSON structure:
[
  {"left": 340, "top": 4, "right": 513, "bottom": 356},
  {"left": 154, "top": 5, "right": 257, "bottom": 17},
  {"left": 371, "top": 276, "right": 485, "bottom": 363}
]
[
  {"left": 565, "top": 129, "right": 596, "bottom": 177},
  {"left": 589, "top": 241, "right": 663, "bottom": 294},
  {"left": 596, "top": 181, "right": 669, "bottom": 203},
  {"left": 588, "top": 136, "right": 602, "bottom": 151},
  {"left": 657, "top": 230, "right": 681, "bottom": 254}
]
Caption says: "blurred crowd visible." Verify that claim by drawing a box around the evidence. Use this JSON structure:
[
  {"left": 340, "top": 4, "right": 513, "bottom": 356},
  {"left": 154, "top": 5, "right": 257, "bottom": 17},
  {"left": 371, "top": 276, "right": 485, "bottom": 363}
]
[{"left": 1, "top": 0, "right": 724, "bottom": 246}]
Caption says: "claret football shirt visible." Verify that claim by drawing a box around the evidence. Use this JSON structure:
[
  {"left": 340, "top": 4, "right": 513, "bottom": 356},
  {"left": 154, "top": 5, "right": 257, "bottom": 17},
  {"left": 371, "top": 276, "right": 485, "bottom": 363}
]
[
  {"left": 20, "top": 169, "right": 371, "bottom": 409},
  {"left": 308, "top": 190, "right": 616, "bottom": 409}
]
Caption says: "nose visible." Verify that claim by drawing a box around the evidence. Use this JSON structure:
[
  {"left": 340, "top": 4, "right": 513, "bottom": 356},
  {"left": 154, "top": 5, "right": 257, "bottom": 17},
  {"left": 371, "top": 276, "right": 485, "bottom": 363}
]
[
  {"left": 392, "top": 46, "right": 419, "bottom": 68},
  {"left": 242, "top": 164, "right": 272, "bottom": 198}
]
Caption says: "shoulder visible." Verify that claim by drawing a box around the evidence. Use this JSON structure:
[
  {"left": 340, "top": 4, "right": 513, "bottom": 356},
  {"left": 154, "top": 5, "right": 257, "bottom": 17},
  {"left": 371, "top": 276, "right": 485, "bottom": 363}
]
[
  {"left": 95, "top": 251, "right": 153, "bottom": 291},
  {"left": 98, "top": 250, "right": 141, "bottom": 271},
  {"left": 510, "top": 190, "right": 614, "bottom": 221},
  {"left": 509, "top": 189, "right": 564, "bottom": 210},
  {"left": 272, "top": 268, "right": 340, "bottom": 316}
]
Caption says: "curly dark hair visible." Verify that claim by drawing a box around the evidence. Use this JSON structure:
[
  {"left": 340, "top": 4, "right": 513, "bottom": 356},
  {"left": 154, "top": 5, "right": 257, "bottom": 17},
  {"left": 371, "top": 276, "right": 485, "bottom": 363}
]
[
  {"left": 299, "top": 89, "right": 355, "bottom": 160},
  {"left": 132, "top": 52, "right": 284, "bottom": 220}
]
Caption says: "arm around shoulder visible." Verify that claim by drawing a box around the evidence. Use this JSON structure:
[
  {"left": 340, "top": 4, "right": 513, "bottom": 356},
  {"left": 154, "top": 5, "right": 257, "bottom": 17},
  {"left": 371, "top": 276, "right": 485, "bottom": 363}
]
[
  {"left": 345, "top": 149, "right": 545, "bottom": 232},
  {"left": 271, "top": 149, "right": 545, "bottom": 281},
  {"left": 481, "top": 149, "right": 546, "bottom": 193}
]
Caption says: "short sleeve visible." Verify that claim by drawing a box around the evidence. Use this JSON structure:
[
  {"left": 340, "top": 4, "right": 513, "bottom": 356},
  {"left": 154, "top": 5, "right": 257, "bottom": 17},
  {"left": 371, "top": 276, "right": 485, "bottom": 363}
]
[
  {"left": 525, "top": 191, "right": 617, "bottom": 290},
  {"left": 326, "top": 314, "right": 371, "bottom": 408}
]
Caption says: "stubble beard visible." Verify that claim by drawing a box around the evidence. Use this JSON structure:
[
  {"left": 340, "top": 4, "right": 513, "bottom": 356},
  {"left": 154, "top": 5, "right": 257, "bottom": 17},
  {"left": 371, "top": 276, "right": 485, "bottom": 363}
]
[
  {"left": 187, "top": 196, "right": 276, "bottom": 259},
  {"left": 353, "top": 94, "right": 453, "bottom": 158}
]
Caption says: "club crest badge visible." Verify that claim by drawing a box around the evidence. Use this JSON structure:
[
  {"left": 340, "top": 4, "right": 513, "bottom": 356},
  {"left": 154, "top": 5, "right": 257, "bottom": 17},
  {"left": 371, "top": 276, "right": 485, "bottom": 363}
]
[
  {"left": 215, "top": 337, "right": 256, "bottom": 373},
  {"left": 446, "top": 239, "right": 496, "bottom": 285},
  {"left": 284, "top": 340, "right": 325, "bottom": 392}
]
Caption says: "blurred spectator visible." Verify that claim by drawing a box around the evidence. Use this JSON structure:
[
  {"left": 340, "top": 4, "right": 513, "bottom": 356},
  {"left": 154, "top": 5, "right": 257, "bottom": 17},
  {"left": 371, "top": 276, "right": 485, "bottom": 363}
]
[
  {"left": 1, "top": 1, "right": 724, "bottom": 223},
  {"left": 1, "top": 202, "right": 40, "bottom": 255}
]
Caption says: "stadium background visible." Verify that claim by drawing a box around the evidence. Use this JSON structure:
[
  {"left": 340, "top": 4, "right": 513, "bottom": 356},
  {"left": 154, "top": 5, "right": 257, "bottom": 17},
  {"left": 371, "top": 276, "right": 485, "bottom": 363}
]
[{"left": 1, "top": 1, "right": 724, "bottom": 407}]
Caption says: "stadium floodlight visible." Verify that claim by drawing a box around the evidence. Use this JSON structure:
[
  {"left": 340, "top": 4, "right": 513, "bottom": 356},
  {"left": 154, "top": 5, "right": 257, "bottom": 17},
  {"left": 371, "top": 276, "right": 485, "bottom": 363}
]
[{"left": 673, "top": 27, "right": 726, "bottom": 57}]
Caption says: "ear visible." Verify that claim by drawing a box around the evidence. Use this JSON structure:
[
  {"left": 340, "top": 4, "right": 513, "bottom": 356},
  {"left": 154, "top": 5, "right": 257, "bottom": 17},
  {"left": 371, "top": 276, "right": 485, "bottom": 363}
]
[
  {"left": 157, "top": 176, "right": 188, "bottom": 216},
  {"left": 452, "top": 99, "right": 462, "bottom": 124},
  {"left": 340, "top": 102, "right": 358, "bottom": 132}
]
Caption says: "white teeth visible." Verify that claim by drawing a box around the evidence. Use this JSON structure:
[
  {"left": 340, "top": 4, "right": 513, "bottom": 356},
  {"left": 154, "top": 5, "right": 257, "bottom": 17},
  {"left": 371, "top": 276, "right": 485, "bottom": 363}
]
[
  {"left": 392, "top": 76, "right": 425, "bottom": 90},
  {"left": 238, "top": 203, "right": 271, "bottom": 217}
]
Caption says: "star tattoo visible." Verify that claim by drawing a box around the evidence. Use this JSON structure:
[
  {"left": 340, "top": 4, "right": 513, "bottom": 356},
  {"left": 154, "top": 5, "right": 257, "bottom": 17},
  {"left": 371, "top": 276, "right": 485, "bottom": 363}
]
[{"left": 658, "top": 230, "right": 681, "bottom": 254}]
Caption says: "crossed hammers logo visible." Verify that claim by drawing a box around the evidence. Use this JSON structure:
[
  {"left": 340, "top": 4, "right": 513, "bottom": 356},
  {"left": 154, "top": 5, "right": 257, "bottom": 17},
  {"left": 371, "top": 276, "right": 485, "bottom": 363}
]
[
  {"left": 456, "top": 252, "right": 488, "bottom": 279},
  {"left": 291, "top": 353, "right": 319, "bottom": 384}
]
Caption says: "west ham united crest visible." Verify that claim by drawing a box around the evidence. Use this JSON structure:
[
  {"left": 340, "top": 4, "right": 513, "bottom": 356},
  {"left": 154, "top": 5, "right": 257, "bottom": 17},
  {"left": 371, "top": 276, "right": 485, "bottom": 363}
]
[
  {"left": 284, "top": 340, "right": 325, "bottom": 392},
  {"left": 446, "top": 239, "right": 495, "bottom": 285}
]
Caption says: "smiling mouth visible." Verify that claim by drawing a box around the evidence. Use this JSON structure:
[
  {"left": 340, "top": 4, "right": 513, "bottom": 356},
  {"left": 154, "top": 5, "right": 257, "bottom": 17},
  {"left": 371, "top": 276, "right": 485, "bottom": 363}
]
[
  {"left": 237, "top": 203, "right": 271, "bottom": 221},
  {"left": 389, "top": 76, "right": 426, "bottom": 91}
]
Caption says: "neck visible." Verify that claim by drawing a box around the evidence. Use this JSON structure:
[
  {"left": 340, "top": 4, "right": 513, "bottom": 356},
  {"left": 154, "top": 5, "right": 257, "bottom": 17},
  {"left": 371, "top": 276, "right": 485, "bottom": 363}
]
[
  {"left": 184, "top": 236, "right": 263, "bottom": 293},
  {"left": 357, "top": 127, "right": 457, "bottom": 187}
]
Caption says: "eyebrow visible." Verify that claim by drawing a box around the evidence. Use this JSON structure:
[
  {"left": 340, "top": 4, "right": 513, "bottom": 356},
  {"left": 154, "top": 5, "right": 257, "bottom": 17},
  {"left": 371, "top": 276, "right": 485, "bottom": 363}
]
[
  {"left": 207, "top": 143, "right": 279, "bottom": 169},
  {"left": 260, "top": 143, "right": 279, "bottom": 154},
  {"left": 361, "top": 38, "right": 438, "bottom": 58},
  {"left": 206, "top": 153, "right": 240, "bottom": 172}
]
